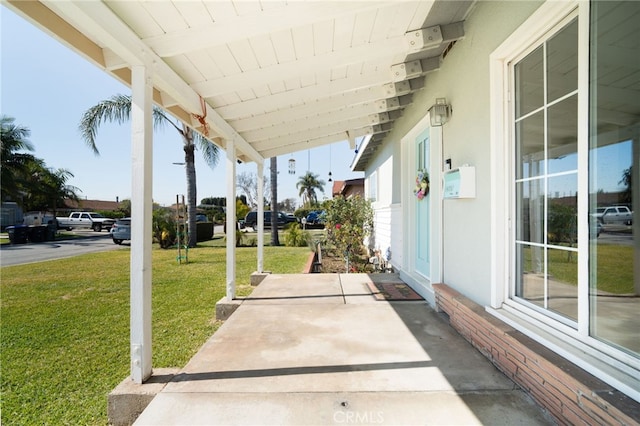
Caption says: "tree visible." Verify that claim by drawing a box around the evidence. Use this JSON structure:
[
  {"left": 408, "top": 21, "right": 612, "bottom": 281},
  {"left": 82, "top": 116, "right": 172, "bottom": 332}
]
[
  {"left": 270, "top": 157, "right": 280, "bottom": 246},
  {"left": 278, "top": 198, "right": 297, "bottom": 212},
  {"left": 296, "top": 171, "right": 326, "bottom": 207},
  {"left": 236, "top": 198, "right": 250, "bottom": 222},
  {"left": 1, "top": 115, "right": 36, "bottom": 203},
  {"left": 23, "top": 165, "right": 80, "bottom": 214},
  {"left": 1, "top": 116, "right": 80, "bottom": 211},
  {"left": 619, "top": 166, "right": 633, "bottom": 205},
  {"left": 200, "top": 197, "right": 226, "bottom": 207},
  {"left": 116, "top": 199, "right": 132, "bottom": 217},
  {"left": 79, "top": 94, "right": 220, "bottom": 247},
  {"left": 236, "top": 171, "right": 270, "bottom": 209},
  {"left": 547, "top": 202, "right": 577, "bottom": 261}
]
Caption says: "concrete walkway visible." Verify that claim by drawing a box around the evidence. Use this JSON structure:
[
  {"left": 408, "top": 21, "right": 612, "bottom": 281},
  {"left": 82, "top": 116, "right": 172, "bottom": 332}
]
[{"left": 135, "top": 274, "right": 553, "bottom": 425}]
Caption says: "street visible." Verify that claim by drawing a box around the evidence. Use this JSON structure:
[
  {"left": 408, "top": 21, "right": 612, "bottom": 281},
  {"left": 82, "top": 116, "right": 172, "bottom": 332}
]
[
  {"left": 0, "top": 231, "right": 125, "bottom": 267},
  {"left": 1, "top": 225, "right": 226, "bottom": 267},
  {"left": 598, "top": 228, "right": 634, "bottom": 246}
]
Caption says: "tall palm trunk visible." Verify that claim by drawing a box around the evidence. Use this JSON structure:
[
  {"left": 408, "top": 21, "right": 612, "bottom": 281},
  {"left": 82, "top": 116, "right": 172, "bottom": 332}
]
[
  {"left": 270, "top": 157, "right": 279, "bottom": 246},
  {"left": 182, "top": 125, "right": 198, "bottom": 248}
]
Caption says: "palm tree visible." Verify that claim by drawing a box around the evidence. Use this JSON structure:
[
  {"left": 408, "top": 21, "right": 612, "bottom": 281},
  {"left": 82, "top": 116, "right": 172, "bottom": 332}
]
[
  {"left": 79, "top": 94, "right": 220, "bottom": 247},
  {"left": 1, "top": 115, "right": 37, "bottom": 203},
  {"left": 296, "top": 171, "right": 326, "bottom": 207},
  {"left": 24, "top": 165, "right": 80, "bottom": 215},
  {"left": 2, "top": 116, "right": 80, "bottom": 212}
]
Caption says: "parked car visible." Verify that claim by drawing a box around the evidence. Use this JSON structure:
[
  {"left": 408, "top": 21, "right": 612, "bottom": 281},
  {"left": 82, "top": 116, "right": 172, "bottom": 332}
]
[
  {"left": 285, "top": 213, "right": 297, "bottom": 222},
  {"left": 244, "top": 211, "right": 297, "bottom": 229},
  {"left": 304, "top": 210, "right": 326, "bottom": 228},
  {"left": 591, "top": 206, "right": 633, "bottom": 226},
  {"left": 56, "top": 212, "right": 115, "bottom": 232},
  {"left": 110, "top": 218, "right": 131, "bottom": 244}
]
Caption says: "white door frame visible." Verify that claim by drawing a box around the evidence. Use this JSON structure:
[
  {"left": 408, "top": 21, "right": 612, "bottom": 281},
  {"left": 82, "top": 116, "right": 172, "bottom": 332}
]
[{"left": 400, "top": 113, "right": 443, "bottom": 305}]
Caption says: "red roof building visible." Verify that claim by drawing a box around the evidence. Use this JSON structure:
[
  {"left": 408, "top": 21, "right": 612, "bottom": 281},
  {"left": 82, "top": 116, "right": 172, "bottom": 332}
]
[{"left": 331, "top": 178, "right": 364, "bottom": 198}]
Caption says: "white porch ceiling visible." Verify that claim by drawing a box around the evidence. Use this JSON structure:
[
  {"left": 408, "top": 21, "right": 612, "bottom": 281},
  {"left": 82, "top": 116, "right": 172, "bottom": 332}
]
[{"left": 5, "top": 0, "right": 473, "bottom": 165}]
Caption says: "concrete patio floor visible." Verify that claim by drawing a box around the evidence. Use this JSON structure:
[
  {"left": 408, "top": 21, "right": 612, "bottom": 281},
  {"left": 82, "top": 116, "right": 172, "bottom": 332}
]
[{"left": 134, "top": 273, "right": 554, "bottom": 425}]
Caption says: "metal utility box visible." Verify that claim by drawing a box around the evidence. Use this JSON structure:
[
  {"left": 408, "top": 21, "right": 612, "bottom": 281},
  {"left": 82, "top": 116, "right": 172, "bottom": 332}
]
[{"left": 443, "top": 166, "right": 476, "bottom": 199}]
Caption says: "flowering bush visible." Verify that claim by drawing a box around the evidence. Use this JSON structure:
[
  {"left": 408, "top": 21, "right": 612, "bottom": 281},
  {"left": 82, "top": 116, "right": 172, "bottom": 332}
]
[
  {"left": 323, "top": 195, "right": 373, "bottom": 273},
  {"left": 414, "top": 170, "right": 429, "bottom": 200}
]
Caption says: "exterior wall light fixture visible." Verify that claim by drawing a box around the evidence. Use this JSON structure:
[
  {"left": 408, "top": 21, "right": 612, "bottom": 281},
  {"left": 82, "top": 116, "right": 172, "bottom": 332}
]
[{"left": 429, "top": 98, "right": 451, "bottom": 126}]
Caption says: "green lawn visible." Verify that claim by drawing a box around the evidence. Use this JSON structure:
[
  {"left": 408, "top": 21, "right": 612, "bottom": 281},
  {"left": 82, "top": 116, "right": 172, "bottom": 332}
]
[
  {"left": 1, "top": 243, "right": 309, "bottom": 425},
  {"left": 522, "top": 243, "right": 634, "bottom": 294}
]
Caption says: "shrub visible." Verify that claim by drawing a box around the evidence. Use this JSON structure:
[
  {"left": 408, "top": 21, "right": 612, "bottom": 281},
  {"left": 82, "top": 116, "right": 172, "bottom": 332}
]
[
  {"left": 96, "top": 209, "right": 123, "bottom": 219},
  {"left": 152, "top": 207, "right": 177, "bottom": 249},
  {"left": 236, "top": 199, "right": 250, "bottom": 222},
  {"left": 283, "top": 222, "right": 310, "bottom": 247},
  {"left": 323, "top": 195, "right": 373, "bottom": 272},
  {"left": 235, "top": 230, "right": 243, "bottom": 247}
]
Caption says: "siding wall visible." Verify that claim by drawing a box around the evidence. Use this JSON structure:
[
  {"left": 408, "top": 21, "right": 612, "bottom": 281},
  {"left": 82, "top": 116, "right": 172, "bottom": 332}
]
[{"left": 369, "top": 204, "right": 403, "bottom": 271}]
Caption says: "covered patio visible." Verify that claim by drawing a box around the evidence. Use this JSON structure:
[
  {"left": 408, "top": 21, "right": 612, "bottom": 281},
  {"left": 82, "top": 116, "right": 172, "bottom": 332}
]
[
  {"left": 131, "top": 273, "right": 552, "bottom": 425},
  {"left": 4, "top": 0, "right": 472, "bottom": 384},
  {"left": 6, "top": 2, "right": 640, "bottom": 424}
]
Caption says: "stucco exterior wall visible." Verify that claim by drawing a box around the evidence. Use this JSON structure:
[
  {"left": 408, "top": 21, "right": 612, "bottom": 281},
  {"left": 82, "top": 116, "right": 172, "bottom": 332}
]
[{"left": 365, "top": 1, "right": 543, "bottom": 306}]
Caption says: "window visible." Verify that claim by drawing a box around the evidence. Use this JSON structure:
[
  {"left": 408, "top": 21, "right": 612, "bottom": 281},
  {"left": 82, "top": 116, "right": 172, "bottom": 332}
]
[
  {"left": 513, "top": 17, "right": 579, "bottom": 324},
  {"left": 418, "top": 137, "right": 427, "bottom": 171},
  {"left": 500, "top": 0, "right": 638, "bottom": 369},
  {"left": 368, "top": 171, "right": 378, "bottom": 202},
  {"left": 588, "top": 1, "right": 638, "bottom": 356}
]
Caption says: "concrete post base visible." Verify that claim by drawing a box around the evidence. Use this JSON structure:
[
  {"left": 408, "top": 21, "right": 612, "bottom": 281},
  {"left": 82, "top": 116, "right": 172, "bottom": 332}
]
[
  {"left": 250, "top": 271, "right": 271, "bottom": 286},
  {"left": 107, "top": 368, "right": 179, "bottom": 426},
  {"left": 215, "top": 296, "right": 242, "bottom": 321}
]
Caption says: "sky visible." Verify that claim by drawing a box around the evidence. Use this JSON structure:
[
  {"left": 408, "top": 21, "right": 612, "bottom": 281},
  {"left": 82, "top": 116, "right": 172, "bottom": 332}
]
[{"left": 0, "top": 7, "right": 363, "bottom": 209}]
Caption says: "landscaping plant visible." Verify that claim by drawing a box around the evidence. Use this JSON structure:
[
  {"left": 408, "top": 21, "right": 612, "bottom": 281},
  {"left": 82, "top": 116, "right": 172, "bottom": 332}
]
[
  {"left": 283, "top": 222, "right": 310, "bottom": 247},
  {"left": 323, "top": 195, "right": 373, "bottom": 272},
  {"left": 153, "top": 207, "right": 177, "bottom": 249}
]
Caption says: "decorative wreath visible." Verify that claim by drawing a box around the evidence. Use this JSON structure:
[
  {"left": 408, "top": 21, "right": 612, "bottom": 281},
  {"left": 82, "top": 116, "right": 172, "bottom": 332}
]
[{"left": 414, "top": 170, "right": 430, "bottom": 200}]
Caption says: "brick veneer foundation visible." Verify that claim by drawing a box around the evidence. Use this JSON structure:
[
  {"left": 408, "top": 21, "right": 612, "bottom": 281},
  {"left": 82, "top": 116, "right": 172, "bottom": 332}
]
[{"left": 433, "top": 284, "right": 640, "bottom": 425}]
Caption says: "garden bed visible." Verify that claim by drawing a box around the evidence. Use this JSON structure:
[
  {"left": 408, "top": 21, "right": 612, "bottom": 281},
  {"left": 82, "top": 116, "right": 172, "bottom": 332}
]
[{"left": 311, "top": 248, "right": 379, "bottom": 273}]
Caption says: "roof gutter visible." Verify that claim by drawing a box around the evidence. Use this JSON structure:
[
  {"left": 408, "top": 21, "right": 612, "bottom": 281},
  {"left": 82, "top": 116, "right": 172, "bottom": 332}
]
[{"left": 350, "top": 134, "right": 373, "bottom": 172}]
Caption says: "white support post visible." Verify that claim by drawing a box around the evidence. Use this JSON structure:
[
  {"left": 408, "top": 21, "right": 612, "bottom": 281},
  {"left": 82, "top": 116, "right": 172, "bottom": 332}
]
[
  {"left": 257, "top": 161, "right": 264, "bottom": 272},
  {"left": 226, "top": 138, "right": 236, "bottom": 300},
  {"left": 130, "top": 65, "right": 153, "bottom": 384},
  {"left": 633, "top": 134, "right": 639, "bottom": 297}
]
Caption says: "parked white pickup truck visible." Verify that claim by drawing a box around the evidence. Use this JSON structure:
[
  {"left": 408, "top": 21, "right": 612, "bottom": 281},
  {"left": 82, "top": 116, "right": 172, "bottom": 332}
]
[
  {"left": 592, "top": 206, "right": 633, "bottom": 226},
  {"left": 56, "top": 212, "right": 116, "bottom": 232}
]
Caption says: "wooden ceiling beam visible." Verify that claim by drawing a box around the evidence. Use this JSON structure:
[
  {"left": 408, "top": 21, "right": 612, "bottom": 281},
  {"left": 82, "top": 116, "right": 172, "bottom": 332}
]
[{"left": 142, "top": 2, "right": 401, "bottom": 58}]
